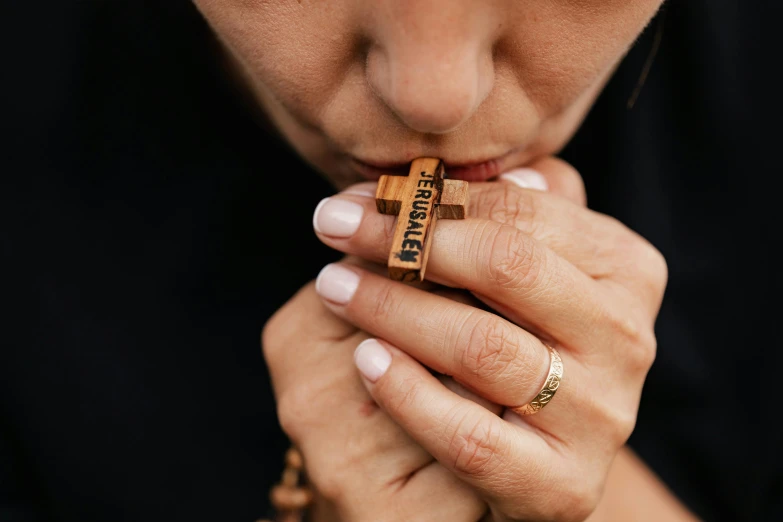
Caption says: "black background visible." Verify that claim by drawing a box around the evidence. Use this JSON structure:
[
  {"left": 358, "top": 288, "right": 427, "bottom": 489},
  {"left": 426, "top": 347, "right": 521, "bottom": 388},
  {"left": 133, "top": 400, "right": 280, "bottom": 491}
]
[{"left": 2, "top": 1, "right": 781, "bottom": 521}]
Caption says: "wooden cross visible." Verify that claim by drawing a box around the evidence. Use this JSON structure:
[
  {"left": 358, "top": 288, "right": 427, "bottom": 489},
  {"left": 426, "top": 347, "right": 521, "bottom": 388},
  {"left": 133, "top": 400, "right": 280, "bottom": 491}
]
[{"left": 375, "top": 157, "right": 469, "bottom": 282}]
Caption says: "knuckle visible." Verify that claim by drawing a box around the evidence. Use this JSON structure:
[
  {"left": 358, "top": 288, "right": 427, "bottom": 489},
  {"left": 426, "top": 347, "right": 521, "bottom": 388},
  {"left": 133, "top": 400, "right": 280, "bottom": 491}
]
[
  {"left": 445, "top": 413, "right": 503, "bottom": 478},
  {"left": 369, "top": 282, "right": 401, "bottom": 324},
  {"left": 615, "top": 229, "right": 669, "bottom": 296},
  {"left": 487, "top": 227, "right": 544, "bottom": 290},
  {"left": 602, "top": 307, "right": 657, "bottom": 374},
  {"left": 558, "top": 162, "right": 588, "bottom": 206},
  {"left": 275, "top": 386, "right": 313, "bottom": 442},
  {"left": 459, "top": 316, "right": 527, "bottom": 386},
  {"left": 628, "top": 236, "right": 668, "bottom": 287},
  {"left": 610, "top": 408, "right": 639, "bottom": 446},
  {"left": 553, "top": 478, "right": 602, "bottom": 522},
  {"left": 592, "top": 394, "right": 638, "bottom": 447},
  {"left": 384, "top": 373, "right": 426, "bottom": 416},
  {"left": 644, "top": 243, "right": 669, "bottom": 292},
  {"left": 474, "top": 184, "right": 540, "bottom": 231},
  {"left": 631, "top": 329, "right": 658, "bottom": 374}
]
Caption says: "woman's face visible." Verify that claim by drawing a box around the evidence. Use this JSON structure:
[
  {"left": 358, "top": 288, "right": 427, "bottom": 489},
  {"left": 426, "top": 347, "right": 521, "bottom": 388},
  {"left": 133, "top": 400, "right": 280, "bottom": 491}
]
[{"left": 194, "top": 0, "right": 663, "bottom": 188}]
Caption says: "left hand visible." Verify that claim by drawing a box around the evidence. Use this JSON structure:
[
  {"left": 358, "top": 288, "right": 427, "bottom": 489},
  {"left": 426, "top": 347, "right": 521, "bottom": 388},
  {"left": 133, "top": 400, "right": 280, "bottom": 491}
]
[
  {"left": 312, "top": 157, "right": 667, "bottom": 521},
  {"left": 262, "top": 261, "right": 487, "bottom": 522}
]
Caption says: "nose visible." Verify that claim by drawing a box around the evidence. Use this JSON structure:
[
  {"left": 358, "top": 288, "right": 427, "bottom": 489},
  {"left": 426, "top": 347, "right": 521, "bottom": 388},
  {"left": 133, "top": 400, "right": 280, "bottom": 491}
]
[{"left": 365, "top": 3, "right": 496, "bottom": 135}]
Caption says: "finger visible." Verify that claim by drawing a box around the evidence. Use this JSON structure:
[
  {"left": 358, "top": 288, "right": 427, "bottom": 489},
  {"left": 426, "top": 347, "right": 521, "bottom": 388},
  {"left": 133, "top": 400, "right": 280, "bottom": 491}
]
[
  {"left": 262, "top": 281, "right": 359, "bottom": 394},
  {"left": 348, "top": 157, "right": 586, "bottom": 206},
  {"left": 439, "top": 375, "right": 503, "bottom": 416},
  {"left": 465, "top": 182, "right": 609, "bottom": 279},
  {"left": 315, "top": 171, "right": 665, "bottom": 319},
  {"left": 430, "top": 287, "right": 521, "bottom": 416},
  {"left": 430, "top": 289, "right": 508, "bottom": 416},
  {"left": 263, "top": 256, "right": 394, "bottom": 393},
  {"left": 315, "top": 263, "right": 589, "bottom": 431},
  {"left": 498, "top": 155, "right": 587, "bottom": 207},
  {"left": 474, "top": 153, "right": 666, "bottom": 319},
  {"left": 262, "top": 273, "right": 433, "bottom": 490},
  {"left": 316, "top": 193, "right": 618, "bottom": 349},
  {"left": 319, "top": 159, "right": 592, "bottom": 273},
  {"left": 352, "top": 338, "right": 560, "bottom": 518},
  {"left": 316, "top": 262, "right": 637, "bottom": 455},
  {"left": 466, "top": 181, "right": 666, "bottom": 317}
]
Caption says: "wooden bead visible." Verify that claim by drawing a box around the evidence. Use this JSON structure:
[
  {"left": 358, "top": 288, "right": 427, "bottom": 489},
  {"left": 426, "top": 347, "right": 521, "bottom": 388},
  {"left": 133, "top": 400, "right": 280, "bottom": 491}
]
[
  {"left": 270, "top": 485, "right": 314, "bottom": 511},
  {"left": 285, "top": 447, "right": 304, "bottom": 470},
  {"left": 281, "top": 467, "right": 299, "bottom": 488}
]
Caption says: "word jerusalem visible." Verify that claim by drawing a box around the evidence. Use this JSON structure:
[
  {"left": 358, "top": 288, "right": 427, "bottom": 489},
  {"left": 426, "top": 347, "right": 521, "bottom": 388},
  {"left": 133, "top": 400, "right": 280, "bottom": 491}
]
[{"left": 375, "top": 157, "right": 469, "bottom": 282}]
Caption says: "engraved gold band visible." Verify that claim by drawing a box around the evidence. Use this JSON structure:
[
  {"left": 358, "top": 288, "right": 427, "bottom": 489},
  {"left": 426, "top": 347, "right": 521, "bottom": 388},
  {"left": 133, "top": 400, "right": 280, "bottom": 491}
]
[{"left": 512, "top": 344, "right": 564, "bottom": 416}]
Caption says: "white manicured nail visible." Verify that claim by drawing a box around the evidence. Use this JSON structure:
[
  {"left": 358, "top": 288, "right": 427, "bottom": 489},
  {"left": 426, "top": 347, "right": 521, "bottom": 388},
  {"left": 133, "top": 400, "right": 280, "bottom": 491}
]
[
  {"left": 500, "top": 168, "right": 549, "bottom": 191},
  {"left": 354, "top": 339, "right": 392, "bottom": 382},
  {"left": 313, "top": 198, "right": 364, "bottom": 237},
  {"left": 315, "top": 264, "right": 360, "bottom": 304},
  {"left": 342, "top": 182, "right": 378, "bottom": 198}
]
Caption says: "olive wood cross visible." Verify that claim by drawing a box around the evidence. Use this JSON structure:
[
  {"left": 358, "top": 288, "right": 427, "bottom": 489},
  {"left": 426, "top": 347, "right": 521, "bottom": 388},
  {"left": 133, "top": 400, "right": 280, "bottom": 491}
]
[{"left": 375, "top": 157, "right": 469, "bottom": 282}]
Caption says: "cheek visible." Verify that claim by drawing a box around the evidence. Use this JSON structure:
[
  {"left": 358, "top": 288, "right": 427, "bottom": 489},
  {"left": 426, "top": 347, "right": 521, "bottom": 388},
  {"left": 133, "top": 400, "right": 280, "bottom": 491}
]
[
  {"left": 192, "top": 0, "right": 361, "bottom": 129},
  {"left": 192, "top": 0, "right": 664, "bottom": 155},
  {"left": 499, "top": 0, "right": 664, "bottom": 115}
]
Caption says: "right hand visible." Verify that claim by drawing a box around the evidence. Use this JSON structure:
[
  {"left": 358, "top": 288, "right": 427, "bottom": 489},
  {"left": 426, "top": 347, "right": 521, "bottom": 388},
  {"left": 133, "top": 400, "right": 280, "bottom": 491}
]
[{"left": 262, "top": 259, "right": 487, "bottom": 521}]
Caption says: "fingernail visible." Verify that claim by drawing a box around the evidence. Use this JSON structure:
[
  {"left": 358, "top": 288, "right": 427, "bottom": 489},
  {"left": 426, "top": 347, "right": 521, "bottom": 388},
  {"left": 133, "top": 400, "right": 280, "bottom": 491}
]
[
  {"left": 354, "top": 339, "right": 392, "bottom": 382},
  {"left": 315, "top": 263, "right": 360, "bottom": 304},
  {"left": 313, "top": 198, "right": 364, "bottom": 237},
  {"left": 499, "top": 168, "right": 549, "bottom": 192},
  {"left": 342, "top": 182, "right": 378, "bottom": 198}
]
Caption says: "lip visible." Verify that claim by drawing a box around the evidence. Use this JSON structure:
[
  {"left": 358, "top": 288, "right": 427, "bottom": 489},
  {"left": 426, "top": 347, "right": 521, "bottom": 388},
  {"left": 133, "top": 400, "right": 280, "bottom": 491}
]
[{"left": 350, "top": 149, "right": 520, "bottom": 182}]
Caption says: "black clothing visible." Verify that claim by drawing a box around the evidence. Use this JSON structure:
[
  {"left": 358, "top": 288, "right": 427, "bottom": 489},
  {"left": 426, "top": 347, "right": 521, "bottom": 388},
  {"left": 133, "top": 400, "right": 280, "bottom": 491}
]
[{"left": 2, "top": 2, "right": 780, "bottom": 521}]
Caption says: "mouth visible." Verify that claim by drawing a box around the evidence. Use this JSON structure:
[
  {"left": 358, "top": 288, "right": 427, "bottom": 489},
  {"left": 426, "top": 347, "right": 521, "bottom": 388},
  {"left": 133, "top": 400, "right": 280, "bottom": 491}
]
[{"left": 350, "top": 149, "right": 523, "bottom": 182}]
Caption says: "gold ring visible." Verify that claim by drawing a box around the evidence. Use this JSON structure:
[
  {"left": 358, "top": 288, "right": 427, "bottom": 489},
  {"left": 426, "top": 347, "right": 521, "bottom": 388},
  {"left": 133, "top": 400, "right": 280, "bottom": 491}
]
[{"left": 512, "top": 344, "right": 564, "bottom": 415}]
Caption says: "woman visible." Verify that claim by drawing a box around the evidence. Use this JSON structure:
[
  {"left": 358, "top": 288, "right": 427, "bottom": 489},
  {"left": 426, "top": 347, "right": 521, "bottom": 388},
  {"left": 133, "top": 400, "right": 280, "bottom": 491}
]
[
  {"left": 2, "top": 1, "right": 777, "bottom": 521},
  {"left": 239, "top": 0, "right": 675, "bottom": 518}
]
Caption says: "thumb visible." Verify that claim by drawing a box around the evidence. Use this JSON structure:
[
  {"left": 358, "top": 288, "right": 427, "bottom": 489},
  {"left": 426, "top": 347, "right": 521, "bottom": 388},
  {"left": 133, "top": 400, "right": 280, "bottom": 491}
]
[
  {"left": 262, "top": 261, "right": 362, "bottom": 395},
  {"left": 264, "top": 280, "right": 355, "bottom": 346},
  {"left": 499, "top": 156, "right": 587, "bottom": 207},
  {"left": 264, "top": 255, "right": 378, "bottom": 345}
]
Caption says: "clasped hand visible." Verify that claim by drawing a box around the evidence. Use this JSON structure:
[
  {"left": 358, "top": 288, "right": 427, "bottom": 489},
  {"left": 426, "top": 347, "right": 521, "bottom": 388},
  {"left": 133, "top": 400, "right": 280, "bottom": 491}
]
[{"left": 263, "top": 157, "right": 667, "bottom": 521}]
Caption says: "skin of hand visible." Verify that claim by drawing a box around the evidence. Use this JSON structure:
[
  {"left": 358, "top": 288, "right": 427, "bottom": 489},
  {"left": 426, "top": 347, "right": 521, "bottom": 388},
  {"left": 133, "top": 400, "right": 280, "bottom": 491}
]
[
  {"left": 263, "top": 159, "right": 585, "bottom": 521},
  {"left": 311, "top": 156, "right": 669, "bottom": 521},
  {"left": 263, "top": 259, "right": 488, "bottom": 521},
  {"left": 586, "top": 448, "right": 701, "bottom": 522},
  {"left": 205, "top": 1, "right": 677, "bottom": 518}
]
